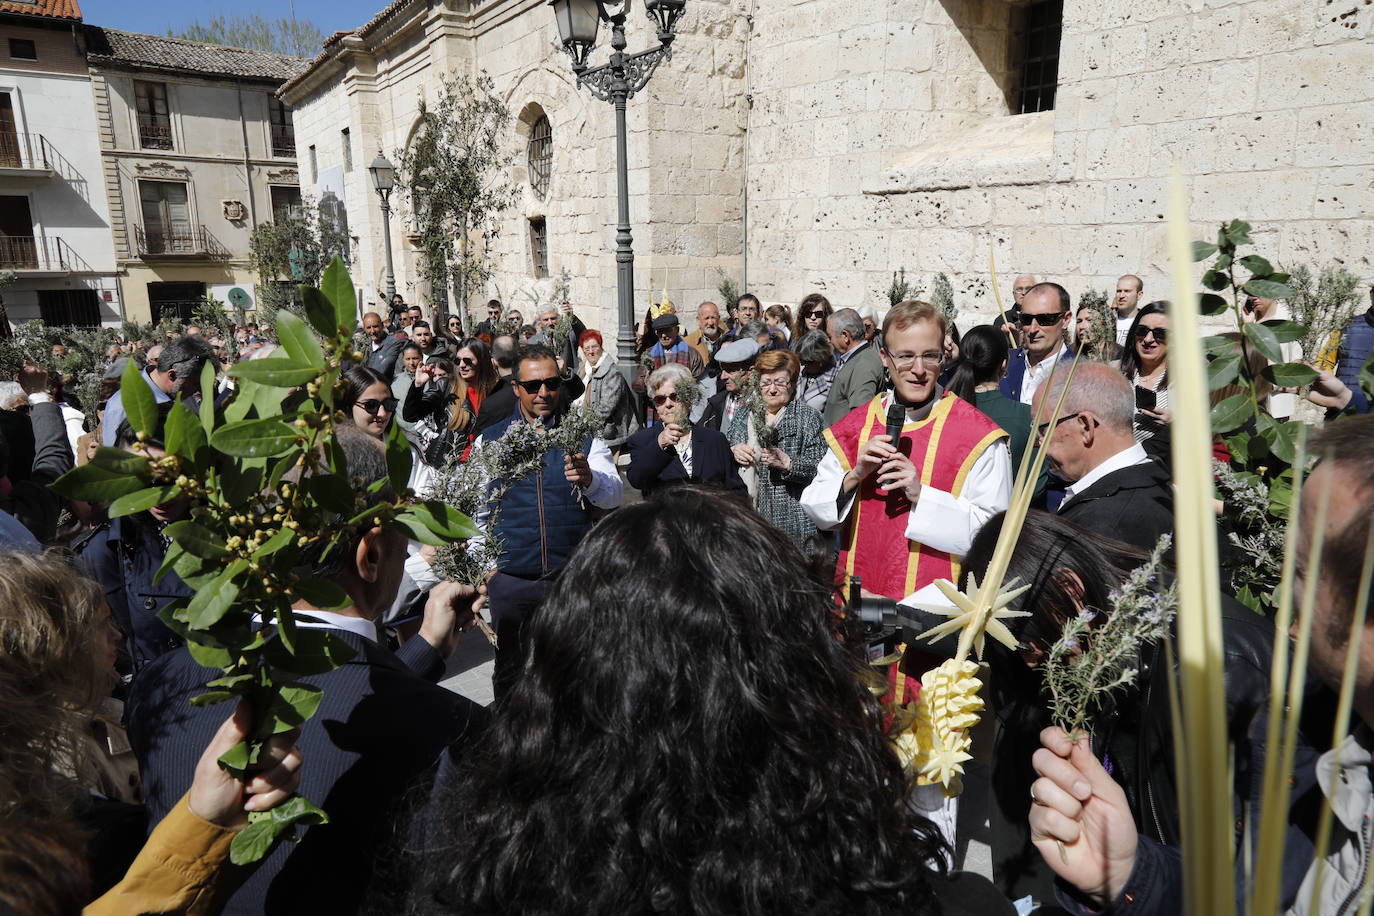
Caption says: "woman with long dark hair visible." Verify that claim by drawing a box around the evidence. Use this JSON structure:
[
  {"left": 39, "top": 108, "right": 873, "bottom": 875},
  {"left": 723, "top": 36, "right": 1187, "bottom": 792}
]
[
  {"left": 791, "top": 291, "right": 833, "bottom": 346},
  {"left": 410, "top": 487, "right": 1009, "bottom": 916},
  {"left": 402, "top": 338, "right": 500, "bottom": 466},
  {"left": 1117, "top": 301, "right": 1171, "bottom": 462},
  {"left": 947, "top": 325, "right": 1040, "bottom": 493}
]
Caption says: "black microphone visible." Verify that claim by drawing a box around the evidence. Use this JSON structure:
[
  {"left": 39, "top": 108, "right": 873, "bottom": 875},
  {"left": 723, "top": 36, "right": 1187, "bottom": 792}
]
[{"left": 875, "top": 401, "right": 906, "bottom": 496}]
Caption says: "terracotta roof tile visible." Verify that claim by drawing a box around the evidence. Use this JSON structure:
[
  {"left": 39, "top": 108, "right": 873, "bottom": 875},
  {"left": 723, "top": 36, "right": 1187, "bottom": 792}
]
[
  {"left": 0, "top": 0, "right": 82, "bottom": 22},
  {"left": 83, "top": 26, "right": 309, "bottom": 82}
]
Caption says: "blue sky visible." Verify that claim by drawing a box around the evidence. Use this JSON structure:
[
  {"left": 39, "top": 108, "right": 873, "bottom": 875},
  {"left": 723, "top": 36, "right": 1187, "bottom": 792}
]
[{"left": 80, "top": 0, "right": 387, "bottom": 39}]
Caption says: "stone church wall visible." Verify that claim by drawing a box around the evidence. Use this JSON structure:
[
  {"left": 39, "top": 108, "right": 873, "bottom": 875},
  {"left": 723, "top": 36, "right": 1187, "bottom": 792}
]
[
  {"left": 744, "top": 0, "right": 1373, "bottom": 321},
  {"left": 286, "top": 0, "right": 1372, "bottom": 339}
]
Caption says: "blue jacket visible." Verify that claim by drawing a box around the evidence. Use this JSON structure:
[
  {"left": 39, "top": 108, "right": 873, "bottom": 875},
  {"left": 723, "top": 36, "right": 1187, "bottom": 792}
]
[
  {"left": 1336, "top": 309, "right": 1374, "bottom": 392},
  {"left": 999, "top": 345, "right": 1075, "bottom": 403},
  {"left": 76, "top": 515, "right": 191, "bottom": 672},
  {"left": 485, "top": 411, "right": 596, "bottom": 579}
]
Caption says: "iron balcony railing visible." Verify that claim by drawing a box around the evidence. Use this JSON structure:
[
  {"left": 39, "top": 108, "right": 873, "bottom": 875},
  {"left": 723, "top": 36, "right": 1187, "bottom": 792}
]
[
  {"left": 270, "top": 125, "right": 296, "bottom": 158},
  {"left": 0, "top": 235, "right": 78, "bottom": 271},
  {"left": 137, "top": 113, "right": 174, "bottom": 150},
  {"left": 0, "top": 132, "right": 56, "bottom": 171},
  {"left": 134, "top": 224, "right": 230, "bottom": 260}
]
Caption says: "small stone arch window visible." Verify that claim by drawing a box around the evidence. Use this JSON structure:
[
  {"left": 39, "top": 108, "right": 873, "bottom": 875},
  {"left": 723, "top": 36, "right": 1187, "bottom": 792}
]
[{"left": 527, "top": 114, "right": 552, "bottom": 199}]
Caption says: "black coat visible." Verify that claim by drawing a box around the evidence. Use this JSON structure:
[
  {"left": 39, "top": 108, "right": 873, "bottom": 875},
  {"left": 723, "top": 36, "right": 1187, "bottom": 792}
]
[
  {"left": 698, "top": 390, "right": 734, "bottom": 432},
  {"left": 625, "top": 423, "right": 745, "bottom": 496},
  {"left": 983, "top": 595, "right": 1275, "bottom": 903},
  {"left": 128, "top": 630, "right": 488, "bottom": 915},
  {"left": 1057, "top": 459, "right": 1174, "bottom": 554}
]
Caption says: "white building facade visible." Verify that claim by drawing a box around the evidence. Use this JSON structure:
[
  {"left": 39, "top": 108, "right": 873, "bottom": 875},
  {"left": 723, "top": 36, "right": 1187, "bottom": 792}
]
[{"left": 0, "top": 0, "right": 120, "bottom": 327}]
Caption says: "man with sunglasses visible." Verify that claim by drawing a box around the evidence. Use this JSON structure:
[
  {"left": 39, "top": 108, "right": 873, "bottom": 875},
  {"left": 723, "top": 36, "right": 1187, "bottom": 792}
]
[
  {"left": 475, "top": 299, "right": 504, "bottom": 337},
  {"left": 1001, "top": 283, "right": 1076, "bottom": 407},
  {"left": 471, "top": 344, "right": 622, "bottom": 699},
  {"left": 1031, "top": 362, "right": 1172, "bottom": 553}
]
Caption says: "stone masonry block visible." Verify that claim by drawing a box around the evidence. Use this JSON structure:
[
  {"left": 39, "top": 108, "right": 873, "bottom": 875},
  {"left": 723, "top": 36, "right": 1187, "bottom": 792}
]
[
  {"left": 1295, "top": 101, "right": 1374, "bottom": 168},
  {"left": 1312, "top": 165, "right": 1374, "bottom": 220},
  {"left": 1260, "top": 43, "right": 1374, "bottom": 110}
]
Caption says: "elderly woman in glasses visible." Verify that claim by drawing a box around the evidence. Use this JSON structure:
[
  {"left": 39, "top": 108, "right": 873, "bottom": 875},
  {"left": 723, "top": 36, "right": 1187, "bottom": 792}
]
[
  {"left": 728, "top": 349, "right": 826, "bottom": 546},
  {"left": 626, "top": 363, "right": 744, "bottom": 498}
]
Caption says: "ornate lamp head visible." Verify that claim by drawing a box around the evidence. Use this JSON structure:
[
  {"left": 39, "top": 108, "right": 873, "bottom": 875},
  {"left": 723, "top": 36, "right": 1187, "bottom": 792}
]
[
  {"left": 644, "top": 0, "right": 685, "bottom": 43},
  {"left": 549, "top": 0, "right": 602, "bottom": 70}
]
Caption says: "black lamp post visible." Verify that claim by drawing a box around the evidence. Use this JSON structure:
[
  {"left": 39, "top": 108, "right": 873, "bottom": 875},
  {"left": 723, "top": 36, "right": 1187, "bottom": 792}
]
[
  {"left": 368, "top": 152, "right": 398, "bottom": 302},
  {"left": 549, "top": 0, "right": 687, "bottom": 381}
]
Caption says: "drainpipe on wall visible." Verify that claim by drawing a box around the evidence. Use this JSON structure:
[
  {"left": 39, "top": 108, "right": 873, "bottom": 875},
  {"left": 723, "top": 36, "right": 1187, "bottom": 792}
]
[
  {"left": 236, "top": 86, "right": 258, "bottom": 228},
  {"left": 741, "top": 0, "right": 755, "bottom": 291}
]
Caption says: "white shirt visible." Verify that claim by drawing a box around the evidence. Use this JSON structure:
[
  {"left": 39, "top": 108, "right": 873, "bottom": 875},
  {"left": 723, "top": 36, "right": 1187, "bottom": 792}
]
[
  {"left": 1020, "top": 341, "right": 1070, "bottom": 406},
  {"left": 798, "top": 395, "right": 1013, "bottom": 559},
  {"left": 1116, "top": 312, "right": 1135, "bottom": 346},
  {"left": 1062, "top": 442, "right": 1152, "bottom": 504},
  {"left": 294, "top": 608, "right": 379, "bottom": 643}
]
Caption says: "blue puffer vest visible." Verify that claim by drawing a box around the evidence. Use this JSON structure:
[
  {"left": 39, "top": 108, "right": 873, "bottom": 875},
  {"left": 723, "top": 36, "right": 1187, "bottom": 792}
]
[
  {"left": 485, "top": 411, "right": 595, "bottom": 579},
  {"left": 1336, "top": 310, "right": 1374, "bottom": 391}
]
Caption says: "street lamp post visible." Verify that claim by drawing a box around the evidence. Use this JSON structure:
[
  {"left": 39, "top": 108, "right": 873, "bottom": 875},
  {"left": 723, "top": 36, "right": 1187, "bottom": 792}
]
[
  {"left": 368, "top": 152, "right": 398, "bottom": 303},
  {"left": 549, "top": 0, "right": 687, "bottom": 381}
]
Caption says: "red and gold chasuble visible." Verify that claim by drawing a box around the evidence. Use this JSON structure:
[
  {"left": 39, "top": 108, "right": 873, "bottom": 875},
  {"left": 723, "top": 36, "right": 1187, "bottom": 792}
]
[{"left": 823, "top": 393, "right": 1007, "bottom": 601}]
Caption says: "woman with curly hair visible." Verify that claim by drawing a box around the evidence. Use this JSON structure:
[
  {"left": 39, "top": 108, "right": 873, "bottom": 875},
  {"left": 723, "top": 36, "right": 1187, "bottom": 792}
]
[{"left": 408, "top": 487, "right": 1010, "bottom": 916}]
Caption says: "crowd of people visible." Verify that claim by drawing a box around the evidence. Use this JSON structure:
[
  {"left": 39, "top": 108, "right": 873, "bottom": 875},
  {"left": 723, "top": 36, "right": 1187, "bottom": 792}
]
[{"left": 0, "top": 273, "right": 1372, "bottom": 915}]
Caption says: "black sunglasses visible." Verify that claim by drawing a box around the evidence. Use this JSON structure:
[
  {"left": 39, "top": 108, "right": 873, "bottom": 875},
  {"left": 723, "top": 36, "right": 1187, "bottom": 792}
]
[
  {"left": 457, "top": 356, "right": 477, "bottom": 367},
  {"left": 356, "top": 397, "right": 398, "bottom": 416},
  {"left": 1020, "top": 311, "right": 1067, "bottom": 328},
  {"left": 515, "top": 376, "right": 563, "bottom": 394},
  {"left": 1133, "top": 326, "right": 1168, "bottom": 343}
]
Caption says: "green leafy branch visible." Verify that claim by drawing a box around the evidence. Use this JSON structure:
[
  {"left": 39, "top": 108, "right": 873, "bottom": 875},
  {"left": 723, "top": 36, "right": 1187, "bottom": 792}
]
[
  {"left": 1192, "top": 219, "right": 1311, "bottom": 612},
  {"left": 50, "top": 259, "right": 476, "bottom": 864}
]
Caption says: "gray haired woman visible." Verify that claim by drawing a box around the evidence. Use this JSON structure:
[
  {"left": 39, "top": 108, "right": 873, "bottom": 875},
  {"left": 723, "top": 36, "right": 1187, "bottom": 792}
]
[{"left": 625, "top": 362, "right": 745, "bottom": 497}]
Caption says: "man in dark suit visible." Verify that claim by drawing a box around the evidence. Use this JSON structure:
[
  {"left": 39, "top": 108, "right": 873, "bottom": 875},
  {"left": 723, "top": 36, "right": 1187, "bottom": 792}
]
[
  {"left": 1032, "top": 362, "right": 1172, "bottom": 553},
  {"left": 821, "top": 308, "right": 885, "bottom": 427},
  {"left": 698, "top": 338, "right": 758, "bottom": 432},
  {"left": 128, "top": 429, "right": 488, "bottom": 914},
  {"left": 362, "top": 311, "right": 406, "bottom": 379},
  {"left": 1000, "top": 282, "right": 1076, "bottom": 405}
]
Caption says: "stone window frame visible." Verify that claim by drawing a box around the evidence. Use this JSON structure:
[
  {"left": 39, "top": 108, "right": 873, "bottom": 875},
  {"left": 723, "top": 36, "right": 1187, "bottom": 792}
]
[
  {"left": 528, "top": 216, "right": 549, "bottom": 279},
  {"left": 134, "top": 79, "right": 174, "bottom": 151},
  {"left": 515, "top": 102, "right": 553, "bottom": 200},
  {"left": 1013, "top": 0, "right": 1063, "bottom": 114},
  {"left": 527, "top": 114, "right": 551, "bottom": 199}
]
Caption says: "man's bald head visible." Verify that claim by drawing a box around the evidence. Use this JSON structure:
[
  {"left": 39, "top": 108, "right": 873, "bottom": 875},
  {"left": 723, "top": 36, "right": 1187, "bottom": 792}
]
[{"left": 1037, "top": 361, "right": 1136, "bottom": 434}]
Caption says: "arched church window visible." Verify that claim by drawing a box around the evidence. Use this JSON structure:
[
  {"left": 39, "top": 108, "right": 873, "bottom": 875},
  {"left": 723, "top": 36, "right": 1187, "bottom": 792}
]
[{"left": 527, "top": 114, "right": 552, "bottom": 199}]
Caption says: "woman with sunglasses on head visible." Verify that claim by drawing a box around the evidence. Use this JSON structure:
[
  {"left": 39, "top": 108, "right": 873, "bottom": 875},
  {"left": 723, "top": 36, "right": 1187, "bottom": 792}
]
[
  {"left": 1117, "top": 301, "right": 1171, "bottom": 463},
  {"left": 625, "top": 362, "right": 745, "bottom": 497}
]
